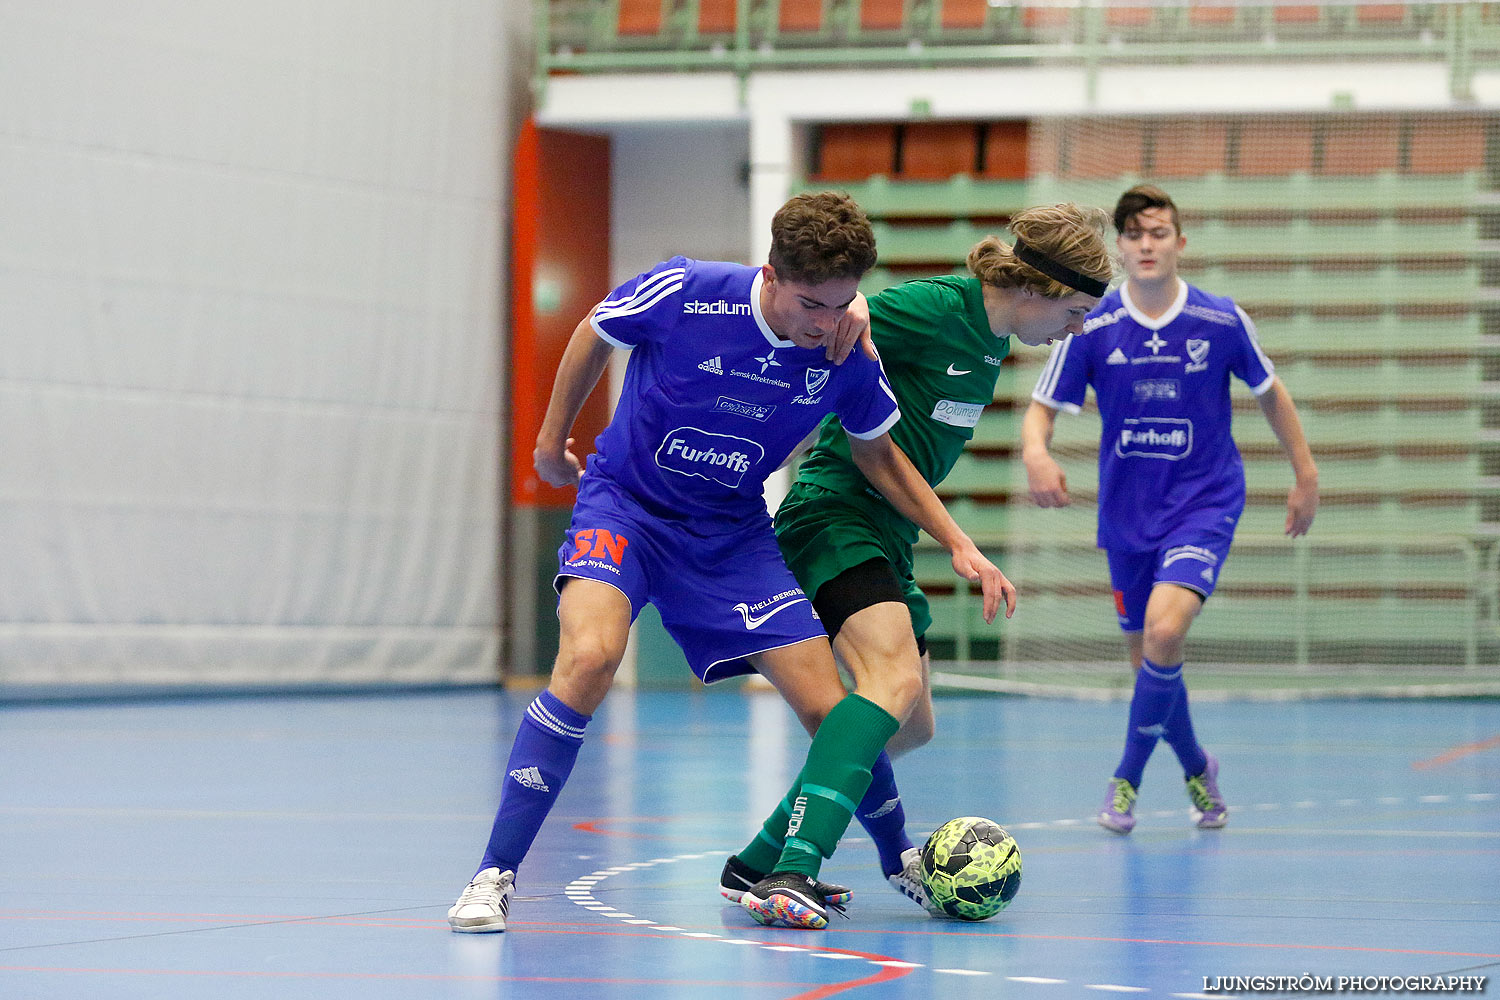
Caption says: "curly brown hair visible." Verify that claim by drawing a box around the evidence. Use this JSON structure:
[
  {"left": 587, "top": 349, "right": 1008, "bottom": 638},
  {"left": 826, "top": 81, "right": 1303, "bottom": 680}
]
[
  {"left": 966, "top": 203, "right": 1115, "bottom": 299},
  {"left": 768, "top": 191, "right": 878, "bottom": 285}
]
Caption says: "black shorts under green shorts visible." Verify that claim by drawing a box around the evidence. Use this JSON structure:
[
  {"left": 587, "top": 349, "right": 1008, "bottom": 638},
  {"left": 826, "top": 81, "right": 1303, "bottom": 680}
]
[{"left": 774, "top": 482, "right": 932, "bottom": 640}]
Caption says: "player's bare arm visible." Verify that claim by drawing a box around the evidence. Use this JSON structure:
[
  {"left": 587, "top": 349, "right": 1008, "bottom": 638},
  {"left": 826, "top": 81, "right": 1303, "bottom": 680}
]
[
  {"left": 1020, "top": 400, "right": 1071, "bottom": 508},
  {"left": 533, "top": 313, "right": 616, "bottom": 487},
  {"left": 1255, "top": 377, "right": 1319, "bottom": 537},
  {"left": 846, "top": 433, "right": 1017, "bottom": 624}
]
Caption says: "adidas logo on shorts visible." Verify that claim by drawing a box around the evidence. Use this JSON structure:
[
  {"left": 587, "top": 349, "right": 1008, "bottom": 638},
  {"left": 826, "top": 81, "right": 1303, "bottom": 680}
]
[
  {"left": 698, "top": 356, "right": 724, "bottom": 375},
  {"left": 508, "top": 766, "right": 550, "bottom": 792}
]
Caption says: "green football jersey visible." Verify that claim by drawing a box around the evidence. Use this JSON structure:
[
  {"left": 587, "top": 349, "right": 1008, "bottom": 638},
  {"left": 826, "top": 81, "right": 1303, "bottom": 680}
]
[{"left": 793, "top": 275, "right": 1008, "bottom": 538}]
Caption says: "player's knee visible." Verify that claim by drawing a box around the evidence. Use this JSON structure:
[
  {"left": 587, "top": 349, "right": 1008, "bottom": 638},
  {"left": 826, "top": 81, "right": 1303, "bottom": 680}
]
[
  {"left": 1141, "top": 617, "right": 1188, "bottom": 661},
  {"left": 858, "top": 659, "right": 922, "bottom": 719},
  {"left": 553, "top": 634, "right": 622, "bottom": 688}
]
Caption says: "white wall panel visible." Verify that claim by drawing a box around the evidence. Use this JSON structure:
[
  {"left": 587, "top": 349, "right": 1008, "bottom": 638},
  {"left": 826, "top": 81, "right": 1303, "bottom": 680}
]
[{"left": 0, "top": 1, "right": 521, "bottom": 690}]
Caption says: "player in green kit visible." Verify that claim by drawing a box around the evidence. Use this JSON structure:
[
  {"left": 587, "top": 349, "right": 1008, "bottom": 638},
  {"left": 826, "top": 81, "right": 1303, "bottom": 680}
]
[{"left": 724, "top": 204, "right": 1115, "bottom": 915}]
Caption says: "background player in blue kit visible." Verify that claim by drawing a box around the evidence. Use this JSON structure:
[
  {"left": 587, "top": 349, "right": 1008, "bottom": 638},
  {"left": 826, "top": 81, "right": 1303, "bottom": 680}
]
[
  {"left": 1021, "top": 184, "right": 1318, "bottom": 834},
  {"left": 448, "top": 192, "right": 1014, "bottom": 933}
]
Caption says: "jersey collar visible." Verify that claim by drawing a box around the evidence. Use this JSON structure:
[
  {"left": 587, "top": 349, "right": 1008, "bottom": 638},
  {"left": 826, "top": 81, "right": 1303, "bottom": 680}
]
[
  {"left": 749, "top": 268, "right": 796, "bottom": 349},
  {"left": 1120, "top": 279, "right": 1188, "bottom": 331}
]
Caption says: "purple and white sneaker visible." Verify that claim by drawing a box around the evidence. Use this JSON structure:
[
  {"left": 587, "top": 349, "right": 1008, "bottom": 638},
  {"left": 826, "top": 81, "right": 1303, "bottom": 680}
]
[
  {"left": 1186, "top": 753, "right": 1228, "bottom": 829},
  {"left": 1097, "top": 776, "right": 1138, "bottom": 834}
]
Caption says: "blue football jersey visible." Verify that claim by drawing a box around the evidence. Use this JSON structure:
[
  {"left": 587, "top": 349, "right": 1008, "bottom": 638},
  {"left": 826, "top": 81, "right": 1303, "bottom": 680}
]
[
  {"left": 586, "top": 256, "right": 900, "bottom": 528},
  {"left": 1031, "top": 281, "right": 1276, "bottom": 551}
]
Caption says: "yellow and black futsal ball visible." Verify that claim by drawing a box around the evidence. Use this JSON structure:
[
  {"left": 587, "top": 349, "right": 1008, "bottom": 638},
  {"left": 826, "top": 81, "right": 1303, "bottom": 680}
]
[{"left": 919, "top": 816, "right": 1022, "bottom": 921}]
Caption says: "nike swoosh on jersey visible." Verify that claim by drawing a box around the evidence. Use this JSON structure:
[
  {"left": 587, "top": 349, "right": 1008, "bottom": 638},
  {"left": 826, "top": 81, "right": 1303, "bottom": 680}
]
[
  {"left": 946, "top": 364, "right": 973, "bottom": 376},
  {"left": 733, "top": 598, "right": 808, "bottom": 630}
]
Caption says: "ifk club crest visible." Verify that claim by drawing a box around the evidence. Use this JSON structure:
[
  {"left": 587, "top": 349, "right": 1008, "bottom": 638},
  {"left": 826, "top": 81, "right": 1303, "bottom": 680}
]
[
  {"left": 805, "top": 368, "right": 830, "bottom": 395},
  {"left": 1185, "top": 339, "right": 1209, "bottom": 372}
]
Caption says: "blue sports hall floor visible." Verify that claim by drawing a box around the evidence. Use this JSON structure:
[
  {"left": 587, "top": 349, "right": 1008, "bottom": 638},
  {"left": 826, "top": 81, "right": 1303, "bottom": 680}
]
[{"left": 2, "top": 687, "right": 1497, "bottom": 999}]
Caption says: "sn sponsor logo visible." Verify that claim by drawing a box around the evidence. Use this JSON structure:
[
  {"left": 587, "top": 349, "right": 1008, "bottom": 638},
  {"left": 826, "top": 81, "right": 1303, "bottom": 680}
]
[{"left": 567, "top": 528, "right": 629, "bottom": 566}]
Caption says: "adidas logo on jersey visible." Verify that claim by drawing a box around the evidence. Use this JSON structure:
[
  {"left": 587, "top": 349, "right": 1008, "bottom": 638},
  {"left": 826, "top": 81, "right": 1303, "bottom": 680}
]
[
  {"left": 698, "top": 356, "right": 724, "bottom": 375},
  {"left": 1202, "top": 567, "right": 1215, "bottom": 582},
  {"left": 1106, "top": 348, "right": 1129, "bottom": 365},
  {"left": 509, "top": 766, "right": 550, "bottom": 792}
]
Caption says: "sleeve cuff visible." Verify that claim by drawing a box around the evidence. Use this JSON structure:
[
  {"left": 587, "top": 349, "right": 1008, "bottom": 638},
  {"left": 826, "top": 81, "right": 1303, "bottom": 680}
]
[
  {"left": 1031, "top": 391, "right": 1081, "bottom": 415},
  {"left": 846, "top": 407, "right": 901, "bottom": 440},
  {"left": 588, "top": 314, "right": 633, "bottom": 350}
]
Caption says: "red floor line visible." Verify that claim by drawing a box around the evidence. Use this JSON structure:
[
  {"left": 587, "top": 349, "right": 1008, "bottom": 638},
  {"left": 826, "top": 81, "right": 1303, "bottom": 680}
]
[
  {"left": 777, "top": 945, "right": 914, "bottom": 1000},
  {"left": 572, "top": 816, "right": 687, "bottom": 838},
  {"left": 1412, "top": 734, "right": 1500, "bottom": 770}
]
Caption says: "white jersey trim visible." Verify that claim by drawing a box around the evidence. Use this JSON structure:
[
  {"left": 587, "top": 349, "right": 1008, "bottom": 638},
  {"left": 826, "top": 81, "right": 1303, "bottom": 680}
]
[
  {"left": 1030, "top": 390, "right": 1081, "bottom": 415},
  {"left": 749, "top": 269, "right": 795, "bottom": 349},
  {"left": 1236, "top": 304, "right": 1278, "bottom": 395},
  {"left": 1120, "top": 279, "right": 1188, "bottom": 330},
  {"left": 590, "top": 266, "right": 687, "bottom": 345},
  {"left": 1032, "top": 335, "right": 1077, "bottom": 408},
  {"left": 589, "top": 319, "right": 633, "bottom": 350},
  {"left": 846, "top": 406, "right": 901, "bottom": 440}
]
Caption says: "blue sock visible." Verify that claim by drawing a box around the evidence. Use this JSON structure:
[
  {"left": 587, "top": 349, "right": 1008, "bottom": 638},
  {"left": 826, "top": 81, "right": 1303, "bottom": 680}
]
[
  {"left": 478, "top": 689, "right": 591, "bottom": 878},
  {"left": 854, "top": 751, "right": 915, "bottom": 877},
  {"left": 1161, "top": 679, "right": 1209, "bottom": 778},
  {"left": 1113, "top": 658, "right": 1184, "bottom": 787}
]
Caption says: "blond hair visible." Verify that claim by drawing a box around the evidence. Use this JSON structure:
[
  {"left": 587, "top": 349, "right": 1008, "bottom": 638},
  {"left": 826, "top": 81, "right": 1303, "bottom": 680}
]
[{"left": 966, "top": 203, "right": 1114, "bottom": 298}]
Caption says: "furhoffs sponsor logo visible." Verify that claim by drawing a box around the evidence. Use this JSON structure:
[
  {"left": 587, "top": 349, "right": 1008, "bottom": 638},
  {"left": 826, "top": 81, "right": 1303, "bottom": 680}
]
[
  {"left": 1115, "top": 417, "right": 1193, "bottom": 460},
  {"left": 655, "top": 427, "right": 765, "bottom": 488}
]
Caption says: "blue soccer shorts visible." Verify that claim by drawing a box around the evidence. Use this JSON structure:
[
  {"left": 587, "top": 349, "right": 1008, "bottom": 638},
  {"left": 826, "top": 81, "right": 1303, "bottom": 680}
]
[
  {"left": 1105, "top": 525, "right": 1236, "bottom": 633},
  {"left": 553, "top": 474, "right": 828, "bottom": 683}
]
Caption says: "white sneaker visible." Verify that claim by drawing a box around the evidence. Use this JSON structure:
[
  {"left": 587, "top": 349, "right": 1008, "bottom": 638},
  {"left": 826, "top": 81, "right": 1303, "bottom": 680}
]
[
  {"left": 887, "top": 847, "right": 944, "bottom": 917},
  {"left": 448, "top": 867, "right": 514, "bottom": 933}
]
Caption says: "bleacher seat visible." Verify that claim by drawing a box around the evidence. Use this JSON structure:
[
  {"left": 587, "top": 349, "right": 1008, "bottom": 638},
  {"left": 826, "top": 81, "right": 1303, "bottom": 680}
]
[
  {"left": 780, "top": 0, "right": 825, "bottom": 33},
  {"left": 1273, "top": 6, "right": 1322, "bottom": 25},
  {"left": 900, "top": 121, "right": 979, "bottom": 180},
  {"left": 941, "top": 0, "right": 989, "bottom": 30},
  {"left": 617, "top": 0, "right": 663, "bottom": 36},
  {"left": 1407, "top": 117, "right": 1485, "bottom": 174},
  {"left": 1188, "top": 5, "right": 1237, "bottom": 27},
  {"left": 860, "top": 0, "right": 907, "bottom": 31},
  {"left": 1105, "top": 7, "right": 1154, "bottom": 28},
  {"left": 697, "top": 0, "right": 738, "bottom": 34},
  {"left": 1356, "top": 4, "right": 1408, "bottom": 24},
  {"left": 1321, "top": 121, "right": 1401, "bottom": 174},
  {"left": 981, "top": 121, "right": 1029, "bottom": 179},
  {"left": 816, "top": 123, "right": 897, "bottom": 180},
  {"left": 1236, "top": 121, "right": 1316, "bottom": 175}
]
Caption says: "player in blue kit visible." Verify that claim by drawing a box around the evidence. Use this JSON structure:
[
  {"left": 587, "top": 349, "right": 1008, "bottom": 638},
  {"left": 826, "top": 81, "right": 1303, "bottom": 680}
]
[
  {"left": 1022, "top": 184, "right": 1318, "bottom": 834},
  {"left": 448, "top": 192, "right": 1013, "bottom": 932}
]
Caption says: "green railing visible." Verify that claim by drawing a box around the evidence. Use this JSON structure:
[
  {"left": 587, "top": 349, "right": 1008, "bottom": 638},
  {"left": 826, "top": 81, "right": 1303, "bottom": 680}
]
[{"left": 535, "top": 1, "right": 1500, "bottom": 102}]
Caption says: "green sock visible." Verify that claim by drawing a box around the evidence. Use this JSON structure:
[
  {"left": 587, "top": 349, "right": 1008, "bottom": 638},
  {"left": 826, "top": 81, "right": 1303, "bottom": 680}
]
[
  {"left": 772, "top": 694, "right": 899, "bottom": 879},
  {"left": 738, "top": 770, "right": 804, "bottom": 874}
]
